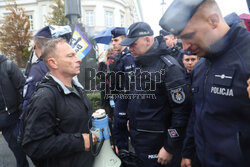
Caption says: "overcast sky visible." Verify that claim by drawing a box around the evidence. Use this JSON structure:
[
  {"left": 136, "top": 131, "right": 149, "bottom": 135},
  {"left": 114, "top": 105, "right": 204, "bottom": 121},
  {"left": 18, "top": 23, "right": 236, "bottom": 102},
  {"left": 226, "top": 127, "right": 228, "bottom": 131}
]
[{"left": 141, "top": 0, "right": 249, "bottom": 35}]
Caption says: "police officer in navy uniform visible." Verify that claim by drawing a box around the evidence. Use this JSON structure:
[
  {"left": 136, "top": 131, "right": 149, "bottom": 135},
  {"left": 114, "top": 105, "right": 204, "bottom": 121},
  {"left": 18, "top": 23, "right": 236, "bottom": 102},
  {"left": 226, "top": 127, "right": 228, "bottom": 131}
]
[
  {"left": 22, "top": 26, "right": 51, "bottom": 113},
  {"left": 159, "top": 29, "right": 183, "bottom": 60},
  {"left": 160, "top": 0, "right": 250, "bottom": 167},
  {"left": 119, "top": 22, "right": 191, "bottom": 167},
  {"left": 108, "top": 27, "right": 135, "bottom": 152}
]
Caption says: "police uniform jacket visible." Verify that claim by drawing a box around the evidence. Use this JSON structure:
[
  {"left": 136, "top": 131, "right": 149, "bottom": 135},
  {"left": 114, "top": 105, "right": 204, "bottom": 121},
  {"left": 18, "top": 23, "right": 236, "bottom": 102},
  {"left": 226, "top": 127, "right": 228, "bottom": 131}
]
[
  {"left": 22, "top": 74, "right": 93, "bottom": 167},
  {"left": 127, "top": 36, "right": 191, "bottom": 154},
  {"left": 113, "top": 48, "right": 135, "bottom": 150},
  {"left": 182, "top": 23, "right": 250, "bottom": 167},
  {"left": 22, "top": 58, "right": 49, "bottom": 113}
]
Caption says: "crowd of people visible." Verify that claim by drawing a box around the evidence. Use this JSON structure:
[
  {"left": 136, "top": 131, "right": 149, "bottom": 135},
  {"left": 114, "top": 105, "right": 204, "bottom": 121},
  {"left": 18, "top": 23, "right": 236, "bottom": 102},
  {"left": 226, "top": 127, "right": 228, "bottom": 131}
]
[{"left": 0, "top": 0, "right": 250, "bottom": 167}]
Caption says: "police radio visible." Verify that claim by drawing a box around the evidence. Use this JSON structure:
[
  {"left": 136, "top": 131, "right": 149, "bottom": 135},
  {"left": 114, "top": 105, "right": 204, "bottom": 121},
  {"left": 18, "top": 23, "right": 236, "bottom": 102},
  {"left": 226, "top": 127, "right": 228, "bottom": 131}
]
[{"left": 90, "top": 109, "right": 121, "bottom": 167}]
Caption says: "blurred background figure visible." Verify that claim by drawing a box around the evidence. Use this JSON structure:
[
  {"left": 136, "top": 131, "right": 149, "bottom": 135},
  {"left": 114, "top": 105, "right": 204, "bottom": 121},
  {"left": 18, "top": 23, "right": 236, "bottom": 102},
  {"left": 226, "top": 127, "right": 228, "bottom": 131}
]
[
  {"left": 160, "top": 29, "right": 177, "bottom": 48},
  {"left": 159, "top": 29, "right": 183, "bottom": 60},
  {"left": 96, "top": 45, "right": 114, "bottom": 120}
]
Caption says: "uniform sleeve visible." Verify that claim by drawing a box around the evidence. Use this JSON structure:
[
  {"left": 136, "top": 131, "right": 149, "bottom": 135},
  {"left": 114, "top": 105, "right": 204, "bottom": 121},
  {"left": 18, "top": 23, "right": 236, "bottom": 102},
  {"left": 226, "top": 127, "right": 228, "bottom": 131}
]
[
  {"left": 163, "top": 62, "right": 191, "bottom": 154},
  {"left": 181, "top": 107, "right": 196, "bottom": 159},
  {"left": 22, "top": 63, "right": 47, "bottom": 113},
  {"left": 22, "top": 89, "right": 85, "bottom": 160},
  {"left": 113, "top": 98, "right": 129, "bottom": 150}
]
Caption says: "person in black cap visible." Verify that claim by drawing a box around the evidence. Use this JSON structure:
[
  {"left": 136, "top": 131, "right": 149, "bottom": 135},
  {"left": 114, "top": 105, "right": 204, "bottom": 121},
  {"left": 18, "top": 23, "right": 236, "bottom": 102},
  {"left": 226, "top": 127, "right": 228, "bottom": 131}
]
[
  {"left": 160, "top": 0, "right": 250, "bottom": 167},
  {"left": 160, "top": 29, "right": 178, "bottom": 48},
  {"left": 107, "top": 27, "right": 135, "bottom": 153},
  {"left": 119, "top": 22, "right": 191, "bottom": 167},
  {"left": 160, "top": 29, "right": 183, "bottom": 61}
]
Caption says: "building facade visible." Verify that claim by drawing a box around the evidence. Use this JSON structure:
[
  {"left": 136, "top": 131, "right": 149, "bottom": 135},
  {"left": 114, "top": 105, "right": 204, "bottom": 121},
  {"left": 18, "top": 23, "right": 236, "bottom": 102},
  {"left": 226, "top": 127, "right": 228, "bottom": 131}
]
[{"left": 0, "top": 0, "right": 143, "bottom": 36}]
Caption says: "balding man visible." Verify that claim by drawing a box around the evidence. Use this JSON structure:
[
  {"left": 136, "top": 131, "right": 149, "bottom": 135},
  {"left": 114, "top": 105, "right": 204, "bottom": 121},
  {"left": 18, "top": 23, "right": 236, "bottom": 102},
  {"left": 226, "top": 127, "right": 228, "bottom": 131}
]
[{"left": 160, "top": 0, "right": 250, "bottom": 166}]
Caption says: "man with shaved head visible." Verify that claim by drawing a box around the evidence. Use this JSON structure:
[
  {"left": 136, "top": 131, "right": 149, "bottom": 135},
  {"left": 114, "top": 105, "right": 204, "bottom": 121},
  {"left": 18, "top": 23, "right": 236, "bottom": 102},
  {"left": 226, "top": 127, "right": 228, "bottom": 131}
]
[{"left": 160, "top": 0, "right": 250, "bottom": 167}]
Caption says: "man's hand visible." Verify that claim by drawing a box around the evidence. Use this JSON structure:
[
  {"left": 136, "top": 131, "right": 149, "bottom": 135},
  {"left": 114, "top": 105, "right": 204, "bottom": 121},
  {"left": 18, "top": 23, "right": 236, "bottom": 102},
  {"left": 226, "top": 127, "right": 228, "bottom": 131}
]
[
  {"left": 112, "top": 145, "right": 119, "bottom": 154},
  {"left": 82, "top": 133, "right": 97, "bottom": 151},
  {"left": 181, "top": 158, "right": 192, "bottom": 167},
  {"left": 157, "top": 147, "right": 173, "bottom": 165},
  {"left": 247, "top": 78, "right": 250, "bottom": 99}
]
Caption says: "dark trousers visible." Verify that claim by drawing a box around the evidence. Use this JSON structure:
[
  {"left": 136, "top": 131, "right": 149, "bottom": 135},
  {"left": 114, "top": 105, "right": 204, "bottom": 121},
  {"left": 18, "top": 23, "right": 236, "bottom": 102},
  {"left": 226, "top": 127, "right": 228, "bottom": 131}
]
[
  {"left": 130, "top": 129, "right": 182, "bottom": 167},
  {"left": 1, "top": 112, "right": 29, "bottom": 167}
]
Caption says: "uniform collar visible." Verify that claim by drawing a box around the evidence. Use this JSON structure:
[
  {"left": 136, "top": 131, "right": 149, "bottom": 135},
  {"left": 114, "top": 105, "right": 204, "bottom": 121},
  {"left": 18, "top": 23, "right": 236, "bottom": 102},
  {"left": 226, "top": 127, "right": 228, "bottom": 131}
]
[{"left": 207, "top": 23, "right": 239, "bottom": 60}]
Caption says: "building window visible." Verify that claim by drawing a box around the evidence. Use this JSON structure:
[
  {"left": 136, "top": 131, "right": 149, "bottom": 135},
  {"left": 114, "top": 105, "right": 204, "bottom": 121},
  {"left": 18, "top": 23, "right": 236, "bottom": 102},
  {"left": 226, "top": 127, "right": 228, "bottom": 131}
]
[
  {"left": 105, "top": 11, "right": 113, "bottom": 27},
  {"left": 121, "top": 15, "right": 124, "bottom": 27},
  {"left": 85, "top": 10, "right": 94, "bottom": 26},
  {"left": 27, "top": 15, "right": 33, "bottom": 30}
]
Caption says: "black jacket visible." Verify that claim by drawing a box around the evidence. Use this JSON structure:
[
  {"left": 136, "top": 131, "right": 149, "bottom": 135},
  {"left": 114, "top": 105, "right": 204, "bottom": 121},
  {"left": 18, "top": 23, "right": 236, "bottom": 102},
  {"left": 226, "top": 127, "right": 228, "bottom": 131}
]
[
  {"left": 0, "top": 55, "right": 25, "bottom": 114},
  {"left": 127, "top": 36, "right": 191, "bottom": 153},
  {"left": 22, "top": 74, "right": 94, "bottom": 167}
]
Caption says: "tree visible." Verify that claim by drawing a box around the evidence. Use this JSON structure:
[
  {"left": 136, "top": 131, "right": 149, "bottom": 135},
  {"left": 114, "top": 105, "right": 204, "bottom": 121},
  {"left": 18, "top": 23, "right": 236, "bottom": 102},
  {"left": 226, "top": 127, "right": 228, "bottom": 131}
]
[
  {"left": 0, "top": 0, "right": 32, "bottom": 67},
  {"left": 45, "top": 0, "right": 68, "bottom": 26}
]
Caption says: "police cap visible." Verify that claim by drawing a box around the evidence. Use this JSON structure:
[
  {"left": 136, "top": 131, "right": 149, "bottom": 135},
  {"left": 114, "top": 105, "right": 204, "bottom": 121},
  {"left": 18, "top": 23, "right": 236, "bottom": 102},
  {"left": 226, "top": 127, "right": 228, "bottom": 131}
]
[
  {"left": 120, "top": 22, "right": 154, "bottom": 46},
  {"left": 111, "top": 27, "right": 126, "bottom": 38},
  {"left": 159, "top": 0, "right": 204, "bottom": 36},
  {"left": 159, "top": 29, "right": 172, "bottom": 36},
  {"left": 35, "top": 26, "right": 52, "bottom": 38}
]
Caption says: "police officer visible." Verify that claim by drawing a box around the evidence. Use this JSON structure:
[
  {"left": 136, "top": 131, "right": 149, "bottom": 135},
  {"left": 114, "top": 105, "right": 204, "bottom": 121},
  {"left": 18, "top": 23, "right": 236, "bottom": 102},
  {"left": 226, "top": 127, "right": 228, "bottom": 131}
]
[
  {"left": 108, "top": 27, "right": 135, "bottom": 152},
  {"left": 22, "top": 26, "right": 51, "bottom": 113},
  {"left": 119, "top": 22, "right": 190, "bottom": 167},
  {"left": 160, "top": 29, "right": 183, "bottom": 60},
  {"left": 160, "top": 0, "right": 250, "bottom": 166}
]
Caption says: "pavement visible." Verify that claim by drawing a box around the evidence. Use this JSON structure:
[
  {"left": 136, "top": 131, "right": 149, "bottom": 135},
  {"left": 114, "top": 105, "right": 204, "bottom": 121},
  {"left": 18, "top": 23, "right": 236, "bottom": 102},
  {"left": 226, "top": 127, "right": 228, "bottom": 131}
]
[{"left": 0, "top": 134, "right": 34, "bottom": 167}]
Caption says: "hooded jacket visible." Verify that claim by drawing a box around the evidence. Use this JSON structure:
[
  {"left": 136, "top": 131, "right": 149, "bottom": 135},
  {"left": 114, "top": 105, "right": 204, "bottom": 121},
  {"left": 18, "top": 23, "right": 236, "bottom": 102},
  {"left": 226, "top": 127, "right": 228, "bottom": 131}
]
[{"left": 22, "top": 74, "right": 94, "bottom": 167}]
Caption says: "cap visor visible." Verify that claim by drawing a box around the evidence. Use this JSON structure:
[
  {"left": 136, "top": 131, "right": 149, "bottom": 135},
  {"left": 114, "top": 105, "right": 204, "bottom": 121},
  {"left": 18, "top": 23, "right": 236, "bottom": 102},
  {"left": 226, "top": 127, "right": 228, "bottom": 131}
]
[{"left": 119, "top": 37, "right": 139, "bottom": 46}]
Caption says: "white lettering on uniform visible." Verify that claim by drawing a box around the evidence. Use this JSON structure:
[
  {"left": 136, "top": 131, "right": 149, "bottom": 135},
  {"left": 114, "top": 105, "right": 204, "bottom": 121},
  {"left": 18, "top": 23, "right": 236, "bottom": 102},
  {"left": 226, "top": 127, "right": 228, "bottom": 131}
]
[
  {"left": 148, "top": 154, "right": 158, "bottom": 159},
  {"left": 211, "top": 87, "right": 234, "bottom": 96}
]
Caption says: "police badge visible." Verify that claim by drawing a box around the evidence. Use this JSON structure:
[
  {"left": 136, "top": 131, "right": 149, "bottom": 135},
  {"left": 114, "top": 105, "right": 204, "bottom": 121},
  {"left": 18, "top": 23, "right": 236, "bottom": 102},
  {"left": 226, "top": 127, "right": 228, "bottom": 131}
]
[{"left": 170, "top": 87, "right": 185, "bottom": 104}]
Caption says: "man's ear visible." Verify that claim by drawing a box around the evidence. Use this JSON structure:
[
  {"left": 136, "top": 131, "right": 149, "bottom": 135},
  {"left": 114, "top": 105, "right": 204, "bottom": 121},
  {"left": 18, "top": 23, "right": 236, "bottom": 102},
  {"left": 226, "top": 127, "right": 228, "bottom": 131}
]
[
  {"left": 47, "top": 58, "right": 58, "bottom": 69},
  {"left": 208, "top": 13, "right": 220, "bottom": 29}
]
